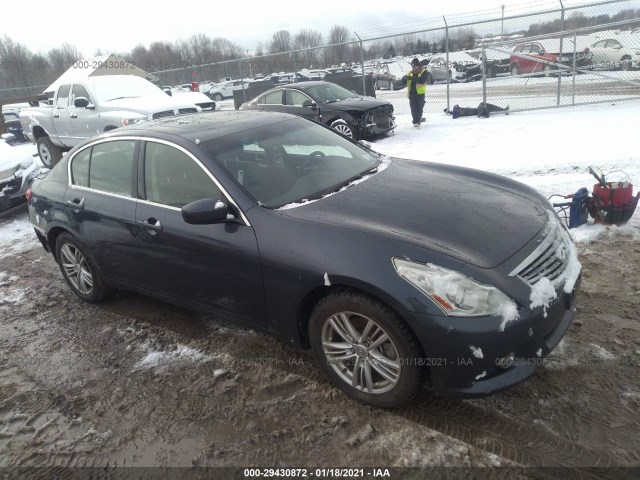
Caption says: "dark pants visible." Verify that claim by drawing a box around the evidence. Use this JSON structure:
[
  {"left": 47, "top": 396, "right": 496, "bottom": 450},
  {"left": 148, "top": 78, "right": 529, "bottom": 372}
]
[{"left": 409, "top": 94, "right": 425, "bottom": 124}]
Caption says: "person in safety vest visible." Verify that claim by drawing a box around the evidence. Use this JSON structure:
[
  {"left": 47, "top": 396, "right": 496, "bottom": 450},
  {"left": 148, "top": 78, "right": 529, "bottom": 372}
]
[{"left": 400, "top": 58, "right": 428, "bottom": 127}]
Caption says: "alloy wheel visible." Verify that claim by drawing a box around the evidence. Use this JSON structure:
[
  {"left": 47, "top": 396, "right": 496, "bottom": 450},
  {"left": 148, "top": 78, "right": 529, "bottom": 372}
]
[
  {"left": 321, "top": 311, "right": 401, "bottom": 394},
  {"left": 60, "top": 243, "right": 94, "bottom": 295}
]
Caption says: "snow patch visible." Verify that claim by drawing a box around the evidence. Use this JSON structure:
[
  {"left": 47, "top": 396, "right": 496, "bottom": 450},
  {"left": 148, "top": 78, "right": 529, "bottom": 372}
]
[
  {"left": 497, "top": 301, "right": 519, "bottom": 332},
  {"left": 324, "top": 272, "right": 331, "bottom": 286},
  {"left": 475, "top": 371, "right": 487, "bottom": 381},
  {"left": 590, "top": 344, "right": 615, "bottom": 360},
  {"left": 529, "top": 277, "right": 557, "bottom": 318},
  {"left": 469, "top": 346, "right": 483, "bottom": 359},
  {"left": 134, "top": 342, "right": 212, "bottom": 370}
]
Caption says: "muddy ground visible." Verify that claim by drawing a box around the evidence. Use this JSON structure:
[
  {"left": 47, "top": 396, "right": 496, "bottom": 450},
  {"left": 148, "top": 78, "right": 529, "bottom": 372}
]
[{"left": 0, "top": 208, "right": 639, "bottom": 478}]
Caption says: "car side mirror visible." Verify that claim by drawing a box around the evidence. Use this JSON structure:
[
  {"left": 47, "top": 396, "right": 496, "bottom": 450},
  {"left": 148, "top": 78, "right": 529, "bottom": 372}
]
[
  {"left": 163, "top": 88, "right": 173, "bottom": 96},
  {"left": 302, "top": 100, "right": 317, "bottom": 109},
  {"left": 74, "top": 97, "right": 94, "bottom": 109},
  {"left": 182, "top": 198, "right": 230, "bottom": 225}
]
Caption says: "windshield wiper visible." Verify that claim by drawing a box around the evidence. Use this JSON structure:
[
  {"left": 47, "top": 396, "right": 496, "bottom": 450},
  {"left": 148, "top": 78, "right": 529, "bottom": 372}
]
[{"left": 331, "top": 165, "right": 380, "bottom": 192}]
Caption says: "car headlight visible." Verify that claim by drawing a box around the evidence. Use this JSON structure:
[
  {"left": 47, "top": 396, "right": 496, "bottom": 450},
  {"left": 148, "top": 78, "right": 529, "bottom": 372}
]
[
  {"left": 392, "top": 258, "right": 515, "bottom": 317},
  {"left": 121, "top": 118, "right": 146, "bottom": 126}
]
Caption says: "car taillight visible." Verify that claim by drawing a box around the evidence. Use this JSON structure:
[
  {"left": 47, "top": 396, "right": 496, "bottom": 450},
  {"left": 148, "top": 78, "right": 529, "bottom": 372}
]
[{"left": 26, "top": 187, "right": 32, "bottom": 203}]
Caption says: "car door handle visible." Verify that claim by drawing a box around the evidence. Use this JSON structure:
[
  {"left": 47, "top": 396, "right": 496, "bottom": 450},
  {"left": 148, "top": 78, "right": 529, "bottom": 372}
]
[
  {"left": 66, "top": 197, "right": 85, "bottom": 209},
  {"left": 139, "top": 218, "right": 163, "bottom": 232}
]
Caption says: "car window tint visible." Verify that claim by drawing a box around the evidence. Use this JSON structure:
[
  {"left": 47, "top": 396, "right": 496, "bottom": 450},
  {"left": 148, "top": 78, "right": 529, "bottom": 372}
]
[
  {"left": 89, "top": 141, "right": 135, "bottom": 196},
  {"left": 144, "top": 142, "right": 222, "bottom": 208},
  {"left": 593, "top": 40, "right": 606, "bottom": 48},
  {"left": 285, "top": 90, "right": 310, "bottom": 106},
  {"left": 264, "top": 91, "right": 283, "bottom": 105},
  {"left": 70, "top": 148, "right": 91, "bottom": 188},
  {"left": 56, "top": 85, "right": 71, "bottom": 108},
  {"left": 72, "top": 85, "right": 92, "bottom": 103}
]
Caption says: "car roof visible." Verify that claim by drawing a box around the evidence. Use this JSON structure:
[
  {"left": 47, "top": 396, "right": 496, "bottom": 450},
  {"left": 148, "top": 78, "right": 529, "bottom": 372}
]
[{"left": 101, "top": 111, "right": 298, "bottom": 144}]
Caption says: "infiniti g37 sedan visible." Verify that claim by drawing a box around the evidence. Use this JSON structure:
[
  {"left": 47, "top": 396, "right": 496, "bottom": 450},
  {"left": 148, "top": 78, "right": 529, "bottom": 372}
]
[{"left": 27, "top": 111, "right": 581, "bottom": 407}]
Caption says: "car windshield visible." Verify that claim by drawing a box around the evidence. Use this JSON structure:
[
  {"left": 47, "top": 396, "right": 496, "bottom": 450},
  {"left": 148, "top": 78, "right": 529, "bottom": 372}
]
[
  {"left": 201, "top": 116, "right": 380, "bottom": 208},
  {"left": 91, "top": 76, "right": 168, "bottom": 103},
  {"left": 304, "top": 83, "right": 360, "bottom": 104}
]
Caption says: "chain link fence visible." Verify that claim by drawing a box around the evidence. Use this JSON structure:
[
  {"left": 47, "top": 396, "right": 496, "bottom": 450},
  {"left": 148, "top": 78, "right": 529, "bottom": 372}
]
[{"left": 1, "top": 0, "right": 639, "bottom": 118}]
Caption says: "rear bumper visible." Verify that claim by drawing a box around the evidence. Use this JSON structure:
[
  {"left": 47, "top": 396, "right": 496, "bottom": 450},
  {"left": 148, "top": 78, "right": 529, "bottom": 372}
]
[{"left": 400, "top": 279, "right": 579, "bottom": 398}]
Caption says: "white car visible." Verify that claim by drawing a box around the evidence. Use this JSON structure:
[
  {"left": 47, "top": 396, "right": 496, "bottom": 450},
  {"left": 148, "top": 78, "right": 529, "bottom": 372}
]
[
  {"left": 0, "top": 137, "right": 39, "bottom": 212},
  {"left": 588, "top": 37, "right": 640, "bottom": 70},
  {"left": 206, "top": 80, "right": 252, "bottom": 101}
]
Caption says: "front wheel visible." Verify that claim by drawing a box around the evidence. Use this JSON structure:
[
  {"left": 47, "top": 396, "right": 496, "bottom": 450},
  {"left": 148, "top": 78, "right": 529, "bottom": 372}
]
[
  {"left": 309, "top": 292, "right": 422, "bottom": 407},
  {"left": 212, "top": 93, "right": 223, "bottom": 101},
  {"left": 36, "top": 136, "right": 62, "bottom": 168},
  {"left": 510, "top": 64, "right": 520, "bottom": 76},
  {"left": 330, "top": 119, "right": 355, "bottom": 139},
  {"left": 55, "top": 233, "right": 112, "bottom": 303}
]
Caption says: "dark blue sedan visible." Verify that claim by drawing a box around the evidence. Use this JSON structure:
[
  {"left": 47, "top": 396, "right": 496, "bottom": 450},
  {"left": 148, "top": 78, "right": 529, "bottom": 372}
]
[{"left": 27, "top": 111, "right": 580, "bottom": 407}]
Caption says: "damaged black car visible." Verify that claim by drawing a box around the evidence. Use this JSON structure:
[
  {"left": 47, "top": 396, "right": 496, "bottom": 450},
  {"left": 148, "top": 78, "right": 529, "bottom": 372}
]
[{"left": 241, "top": 81, "right": 395, "bottom": 140}]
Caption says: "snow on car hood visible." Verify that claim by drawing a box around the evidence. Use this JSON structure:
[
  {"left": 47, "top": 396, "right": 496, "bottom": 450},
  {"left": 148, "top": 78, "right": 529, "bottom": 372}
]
[
  {"left": 282, "top": 158, "right": 548, "bottom": 269},
  {"left": 102, "top": 96, "right": 200, "bottom": 115},
  {"left": 0, "top": 142, "right": 36, "bottom": 178}
]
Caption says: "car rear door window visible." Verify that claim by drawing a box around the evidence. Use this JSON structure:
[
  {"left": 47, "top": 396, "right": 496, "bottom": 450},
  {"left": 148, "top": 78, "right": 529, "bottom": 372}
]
[
  {"left": 70, "top": 148, "right": 91, "bottom": 188},
  {"left": 263, "top": 91, "right": 284, "bottom": 105},
  {"left": 144, "top": 142, "right": 222, "bottom": 208},
  {"left": 89, "top": 141, "right": 136, "bottom": 196}
]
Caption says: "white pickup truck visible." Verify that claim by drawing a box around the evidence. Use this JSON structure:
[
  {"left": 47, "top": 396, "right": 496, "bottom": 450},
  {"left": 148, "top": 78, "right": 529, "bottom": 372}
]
[{"left": 20, "top": 75, "right": 212, "bottom": 167}]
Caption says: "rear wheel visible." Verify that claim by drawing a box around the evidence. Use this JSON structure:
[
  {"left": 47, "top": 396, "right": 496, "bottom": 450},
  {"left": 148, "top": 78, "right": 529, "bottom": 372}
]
[
  {"left": 543, "top": 64, "right": 554, "bottom": 77},
  {"left": 309, "top": 292, "right": 422, "bottom": 407},
  {"left": 36, "top": 136, "right": 62, "bottom": 168},
  {"left": 510, "top": 64, "right": 520, "bottom": 76},
  {"left": 55, "top": 233, "right": 112, "bottom": 303},
  {"left": 212, "top": 93, "right": 223, "bottom": 101},
  {"left": 620, "top": 56, "right": 632, "bottom": 71},
  {"left": 330, "top": 119, "right": 355, "bottom": 139}
]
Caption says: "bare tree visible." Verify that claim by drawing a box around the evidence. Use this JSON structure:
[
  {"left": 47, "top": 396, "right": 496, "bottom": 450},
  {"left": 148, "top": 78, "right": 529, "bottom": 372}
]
[
  {"left": 47, "top": 43, "right": 81, "bottom": 79},
  {"left": 327, "top": 25, "right": 351, "bottom": 66},
  {"left": 269, "top": 30, "right": 293, "bottom": 72},
  {"left": 293, "top": 29, "right": 323, "bottom": 68}
]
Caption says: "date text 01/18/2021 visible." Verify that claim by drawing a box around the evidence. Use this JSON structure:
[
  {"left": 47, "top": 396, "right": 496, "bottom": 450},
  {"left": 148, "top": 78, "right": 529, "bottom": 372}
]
[{"left": 243, "top": 468, "right": 391, "bottom": 477}]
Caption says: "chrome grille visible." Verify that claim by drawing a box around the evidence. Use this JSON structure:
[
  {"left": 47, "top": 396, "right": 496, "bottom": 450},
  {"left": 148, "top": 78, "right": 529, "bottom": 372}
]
[{"left": 509, "top": 218, "right": 572, "bottom": 286}]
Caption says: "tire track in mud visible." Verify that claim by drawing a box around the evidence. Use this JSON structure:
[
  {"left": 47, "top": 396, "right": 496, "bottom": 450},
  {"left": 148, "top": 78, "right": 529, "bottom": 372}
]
[{"left": 394, "top": 397, "right": 632, "bottom": 476}]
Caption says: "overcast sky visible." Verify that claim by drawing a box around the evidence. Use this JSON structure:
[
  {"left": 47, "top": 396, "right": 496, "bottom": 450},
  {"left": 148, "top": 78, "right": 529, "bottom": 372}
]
[{"left": 3, "top": 0, "right": 614, "bottom": 57}]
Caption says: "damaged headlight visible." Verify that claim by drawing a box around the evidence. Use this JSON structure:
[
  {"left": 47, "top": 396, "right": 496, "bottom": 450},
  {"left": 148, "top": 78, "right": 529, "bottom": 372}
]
[{"left": 392, "top": 258, "right": 515, "bottom": 317}]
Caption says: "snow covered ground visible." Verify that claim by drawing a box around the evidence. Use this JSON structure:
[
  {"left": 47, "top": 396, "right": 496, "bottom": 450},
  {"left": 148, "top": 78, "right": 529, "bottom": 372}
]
[{"left": 1, "top": 100, "right": 638, "bottom": 253}]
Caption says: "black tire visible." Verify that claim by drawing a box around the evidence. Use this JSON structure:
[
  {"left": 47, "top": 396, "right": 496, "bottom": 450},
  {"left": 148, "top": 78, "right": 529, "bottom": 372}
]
[
  {"left": 543, "top": 64, "right": 554, "bottom": 77},
  {"left": 510, "top": 64, "right": 520, "bottom": 76},
  {"left": 308, "top": 291, "right": 422, "bottom": 407},
  {"left": 620, "top": 56, "right": 632, "bottom": 71},
  {"left": 487, "top": 65, "right": 497, "bottom": 78},
  {"left": 55, "top": 232, "right": 112, "bottom": 303},
  {"left": 36, "top": 136, "right": 62, "bottom": 168},
  {"left": 330, "top": 119, "right": 355, "bottom": 139},
  {"left": 212, "top": 93, "right": 223, "bottom": 101}
]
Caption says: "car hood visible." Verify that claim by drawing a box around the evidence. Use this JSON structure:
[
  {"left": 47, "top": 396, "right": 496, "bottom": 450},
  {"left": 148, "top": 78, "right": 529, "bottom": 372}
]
[
  {"left": 102, "top": 96, "right": 199, "bottom": 114},
  {"left": 322, "top": 97, "right": 391, "bottom": 112},
  {"left": 282, "top": 158, "right": 548, "bottom": 269},
  {"left": 0, "top": 142, "right": 36, "bottom": 179}
]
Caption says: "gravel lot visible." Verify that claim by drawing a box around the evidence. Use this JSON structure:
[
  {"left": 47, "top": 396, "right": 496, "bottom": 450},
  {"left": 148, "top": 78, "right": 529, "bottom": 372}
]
[{"left": 0, "top": 207, "right": 639, "bottom": 478}]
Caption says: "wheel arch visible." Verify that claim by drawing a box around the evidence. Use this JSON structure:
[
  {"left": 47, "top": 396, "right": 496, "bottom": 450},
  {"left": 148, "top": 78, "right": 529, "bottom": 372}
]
[
  {"left": 32, "top": 125, "right": 49, "bottom": 140},
  {"left": 296, "top": 280, "right": 425, "bottom": 358},
  {"left": 47, "top": 226, "right": 74, "bottom": 262}
]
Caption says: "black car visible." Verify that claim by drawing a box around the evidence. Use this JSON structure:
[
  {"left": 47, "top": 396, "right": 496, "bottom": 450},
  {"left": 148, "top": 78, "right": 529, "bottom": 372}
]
[
  {"left": 27, "top": 111, "right": 581, "bottom": 407},
  {"left": 241, "top": 81, "right": 395, "bottom": 140}
]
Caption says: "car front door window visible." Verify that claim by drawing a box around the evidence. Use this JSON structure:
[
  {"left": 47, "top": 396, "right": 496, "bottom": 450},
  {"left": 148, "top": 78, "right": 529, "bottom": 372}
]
[{"left": 144, "top": 142, "right": 223, "bottom": 208}]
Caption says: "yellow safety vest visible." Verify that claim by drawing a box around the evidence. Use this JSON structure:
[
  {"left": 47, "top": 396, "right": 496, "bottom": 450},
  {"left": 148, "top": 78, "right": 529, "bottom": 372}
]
[{"left": 406, "top": 67, "right": 427, "bottom": 96}]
